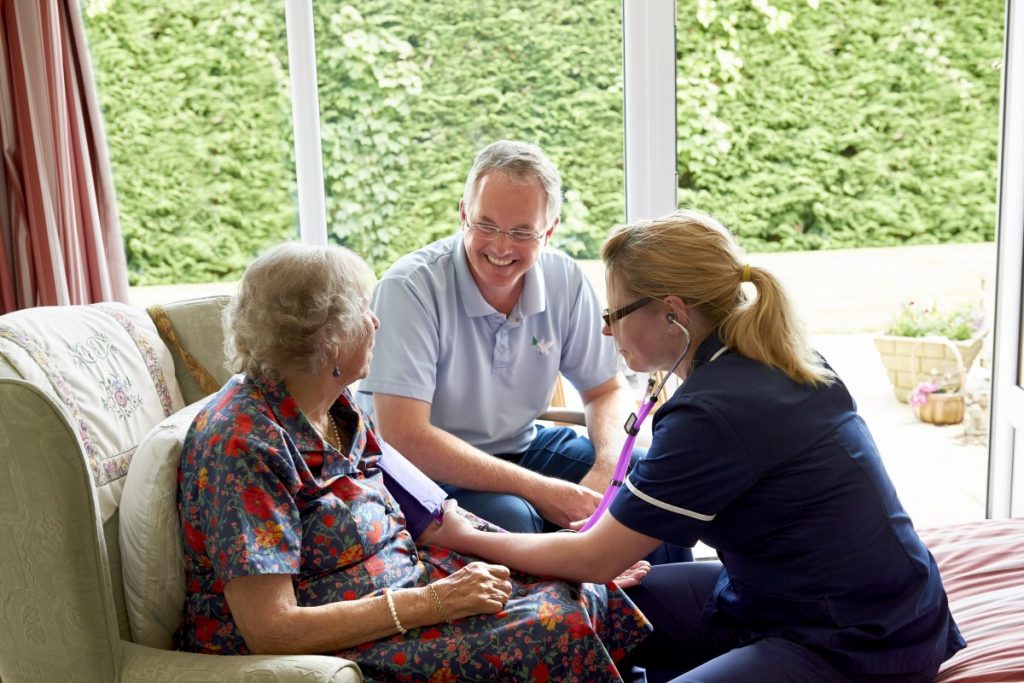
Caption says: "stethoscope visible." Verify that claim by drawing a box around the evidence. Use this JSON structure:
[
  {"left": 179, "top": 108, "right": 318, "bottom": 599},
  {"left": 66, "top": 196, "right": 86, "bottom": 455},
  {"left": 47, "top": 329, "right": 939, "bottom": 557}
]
[{"left": 578, "top": 314, "right": 692, "bottom": 532}]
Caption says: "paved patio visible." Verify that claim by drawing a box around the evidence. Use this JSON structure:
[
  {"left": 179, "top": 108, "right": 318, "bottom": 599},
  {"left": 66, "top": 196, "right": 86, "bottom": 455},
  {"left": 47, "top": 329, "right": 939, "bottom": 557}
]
[{"left": 751, "top": 242, "right": 995, "bottom": 528}]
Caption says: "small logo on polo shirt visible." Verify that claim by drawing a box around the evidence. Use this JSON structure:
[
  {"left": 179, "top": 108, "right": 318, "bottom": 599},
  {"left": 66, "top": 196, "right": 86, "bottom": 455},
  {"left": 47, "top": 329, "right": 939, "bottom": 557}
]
[{"left": 531, "top": 336, "right": 554, "bottom": 355}]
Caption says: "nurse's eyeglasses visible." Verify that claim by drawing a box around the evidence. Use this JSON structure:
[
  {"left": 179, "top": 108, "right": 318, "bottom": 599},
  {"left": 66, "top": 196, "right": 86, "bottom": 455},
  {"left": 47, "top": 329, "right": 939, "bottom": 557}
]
[{"left": 602, "top": 297, "right": 653, "bottom": 327}]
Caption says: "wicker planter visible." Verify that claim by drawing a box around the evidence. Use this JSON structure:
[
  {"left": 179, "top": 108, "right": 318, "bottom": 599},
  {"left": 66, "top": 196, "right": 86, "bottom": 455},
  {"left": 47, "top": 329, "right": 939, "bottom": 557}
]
[
  {"left": 873, "top": 332, "right": 985, "bottom": 403},
  {"left": 914, "top": 391, "right": 966, "bottom": 425}
]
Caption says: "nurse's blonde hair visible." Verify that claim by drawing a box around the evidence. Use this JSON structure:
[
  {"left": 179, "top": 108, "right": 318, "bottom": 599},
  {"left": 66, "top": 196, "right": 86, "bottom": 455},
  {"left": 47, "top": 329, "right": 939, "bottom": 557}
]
[{"left": 602, "top": 209, "right": 833, "bottom": 386}]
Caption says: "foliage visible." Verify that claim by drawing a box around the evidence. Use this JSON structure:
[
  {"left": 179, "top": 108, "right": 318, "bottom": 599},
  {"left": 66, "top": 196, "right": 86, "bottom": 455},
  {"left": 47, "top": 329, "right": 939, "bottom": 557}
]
[
  {"left": 80, "top": 0, "right": 1003, "bottom": 285},
  {"left": 310, "top": 1, "right": 625, "bottom": 270},
  {"left": 81, "top": 0, "right": 296, "bottom": 285},
  {"left": 676, "top": 0, "right": 1003, "bottom": 252},
  {"left": 884, "top": 301, "right": 984, "bottom": 340}
]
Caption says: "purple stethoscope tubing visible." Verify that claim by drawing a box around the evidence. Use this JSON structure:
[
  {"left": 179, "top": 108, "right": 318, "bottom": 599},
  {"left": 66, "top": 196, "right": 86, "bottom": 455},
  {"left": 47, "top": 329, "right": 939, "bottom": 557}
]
[
  {"left": 578, "top": 319, "right": 691, "bottom": 532},
  {"left": 577, "top": 390, "right": 657, "bottom": 532}
]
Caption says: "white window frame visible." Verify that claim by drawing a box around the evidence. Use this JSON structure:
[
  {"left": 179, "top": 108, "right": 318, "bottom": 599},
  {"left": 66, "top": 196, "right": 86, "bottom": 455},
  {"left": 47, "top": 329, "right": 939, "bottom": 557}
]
[
  {"left": 988, "top": 0, "right": 1024, "bottom": 518},
  {"left": 284, "top": 0, "right": 328, "bottom": 246},
  {"left": 622, "top": 0, "right": 677, "bottom": 222},
  {"left": 284, "top": 0, "right": 1021, "bottom": 515},
  {"left": 285, "top": 0, "right": 678, "bottom": 239}
]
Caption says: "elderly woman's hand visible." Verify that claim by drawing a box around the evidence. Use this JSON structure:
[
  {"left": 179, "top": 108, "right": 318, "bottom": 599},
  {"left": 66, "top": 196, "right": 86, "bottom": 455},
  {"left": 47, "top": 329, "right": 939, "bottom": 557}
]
[{"left": 431, "top": 561, "right": 513, "bottom": 620}]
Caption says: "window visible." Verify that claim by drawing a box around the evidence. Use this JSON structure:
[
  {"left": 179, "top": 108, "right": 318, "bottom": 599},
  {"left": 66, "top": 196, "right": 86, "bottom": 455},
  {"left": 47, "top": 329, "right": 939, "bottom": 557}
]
[
  {"left": 82, "top": 1, "right": 296, "bottom": 285},
  {"left": 311, "top": 2, "right": 625, "bottom": 273},
  {"left": 672, "top": 0, "right": 1003, "bottom": 524}
]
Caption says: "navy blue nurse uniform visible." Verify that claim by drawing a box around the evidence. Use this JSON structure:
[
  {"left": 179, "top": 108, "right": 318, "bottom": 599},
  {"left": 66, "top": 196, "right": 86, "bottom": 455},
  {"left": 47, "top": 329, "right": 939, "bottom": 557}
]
[{"left": 612, "top": 334, "right": 965, "bottom": 680}]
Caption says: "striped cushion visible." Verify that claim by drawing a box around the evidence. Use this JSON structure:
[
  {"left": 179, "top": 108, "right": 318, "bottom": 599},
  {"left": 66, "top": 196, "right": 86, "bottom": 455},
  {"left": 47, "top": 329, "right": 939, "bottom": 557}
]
[{"left": 920, "top": 518, "right": 1024, "bottom": 682}]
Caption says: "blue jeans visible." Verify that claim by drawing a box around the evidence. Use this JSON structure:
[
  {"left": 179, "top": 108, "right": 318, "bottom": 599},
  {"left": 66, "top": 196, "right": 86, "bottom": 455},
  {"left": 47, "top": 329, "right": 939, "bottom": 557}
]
[{"left": 441, "top": 426, "right": 692, "bottom": 564}]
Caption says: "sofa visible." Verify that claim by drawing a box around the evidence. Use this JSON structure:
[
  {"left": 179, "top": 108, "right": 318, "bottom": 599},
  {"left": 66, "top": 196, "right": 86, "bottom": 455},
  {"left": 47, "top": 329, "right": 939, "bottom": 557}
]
[
  {"left": 0, "top": 296, "right": 361, "bottom": 682},
  {"left": 1, "top": 296, "right": 1021, "bottom": 682}
]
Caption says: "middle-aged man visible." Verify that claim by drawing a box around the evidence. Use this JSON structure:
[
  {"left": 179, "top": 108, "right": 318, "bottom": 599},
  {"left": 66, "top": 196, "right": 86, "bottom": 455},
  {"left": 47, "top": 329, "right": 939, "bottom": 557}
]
[{"left": 358, "top": 139, "right": 644, "bottom": 535}]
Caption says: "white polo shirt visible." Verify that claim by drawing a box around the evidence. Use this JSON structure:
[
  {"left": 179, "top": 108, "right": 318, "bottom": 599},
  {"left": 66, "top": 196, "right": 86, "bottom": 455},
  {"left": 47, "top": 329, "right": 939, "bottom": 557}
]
[{"left": 357, "top": 234, "right": 617, "bottom": 454}]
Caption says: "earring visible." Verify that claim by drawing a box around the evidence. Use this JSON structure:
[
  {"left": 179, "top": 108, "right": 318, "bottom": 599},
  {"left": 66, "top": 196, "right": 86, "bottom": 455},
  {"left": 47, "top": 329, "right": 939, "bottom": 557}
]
[{"left": 332, "top": 366, "right": 341, "bottom": 378}]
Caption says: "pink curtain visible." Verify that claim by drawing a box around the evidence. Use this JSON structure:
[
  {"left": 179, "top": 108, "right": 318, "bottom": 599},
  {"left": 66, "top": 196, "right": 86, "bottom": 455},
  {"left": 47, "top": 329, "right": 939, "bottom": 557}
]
[{"left": 0, "top": 0, "right": 128, "bottom": 313}]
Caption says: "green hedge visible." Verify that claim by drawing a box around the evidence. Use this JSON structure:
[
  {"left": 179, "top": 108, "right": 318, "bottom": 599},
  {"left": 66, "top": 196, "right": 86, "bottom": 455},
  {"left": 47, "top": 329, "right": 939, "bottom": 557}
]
[
  {"left": 311, "top": 1, "right": 625, "bottom": 270},
  {"left": 81, "top": 0, "right": 1003, "bottom": 285},
  {"left": 677, "top": 0, "right": 1003, "bottom": 251},
  {"left": 82, "top": 1, "right": 296, "bottom": 285}
]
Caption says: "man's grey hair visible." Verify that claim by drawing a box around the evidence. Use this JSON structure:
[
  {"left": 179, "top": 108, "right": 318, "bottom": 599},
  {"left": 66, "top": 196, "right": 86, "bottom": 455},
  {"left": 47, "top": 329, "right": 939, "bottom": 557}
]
[{"left": 462, "top": 140, "right": 563, "bottom": 225}]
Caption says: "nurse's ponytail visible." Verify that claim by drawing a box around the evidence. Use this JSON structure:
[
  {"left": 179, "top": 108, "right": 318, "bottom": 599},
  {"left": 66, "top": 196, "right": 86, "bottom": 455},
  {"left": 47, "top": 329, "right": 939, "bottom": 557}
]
[{"left": 602, "top": 209, "right": 833, "bottom": 386}]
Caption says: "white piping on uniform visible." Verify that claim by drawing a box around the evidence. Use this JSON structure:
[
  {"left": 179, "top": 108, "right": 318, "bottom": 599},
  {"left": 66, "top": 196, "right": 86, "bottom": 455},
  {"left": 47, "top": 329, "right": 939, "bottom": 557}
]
[
  {"left": 624, "top": 477, "right": 716, "bottom": 521},
  {"left": 620, "top": 344, "right": 729, "bottom": 522},
  {"left": 709, "top": 346, "right": 730, "bottom": 363}
]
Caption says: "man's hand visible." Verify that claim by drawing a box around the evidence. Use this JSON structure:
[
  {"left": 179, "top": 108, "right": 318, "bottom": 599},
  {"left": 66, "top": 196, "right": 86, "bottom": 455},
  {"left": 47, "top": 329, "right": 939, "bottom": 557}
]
[
  {"left": 529, "top": 477, "right": 602, "bottom": 529},
  {"left": 578, "top": 463, "right": 615, "bottom": 495}
]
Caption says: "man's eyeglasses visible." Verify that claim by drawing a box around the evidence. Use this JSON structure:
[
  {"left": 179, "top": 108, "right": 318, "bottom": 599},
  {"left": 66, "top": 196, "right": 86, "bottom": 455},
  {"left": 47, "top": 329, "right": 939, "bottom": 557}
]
[
  {"left": 464, "top": 221, "right": 546, "bottom": 243},
  {"left": 602, "top": 297, "right": 653, "bottom": 327}
]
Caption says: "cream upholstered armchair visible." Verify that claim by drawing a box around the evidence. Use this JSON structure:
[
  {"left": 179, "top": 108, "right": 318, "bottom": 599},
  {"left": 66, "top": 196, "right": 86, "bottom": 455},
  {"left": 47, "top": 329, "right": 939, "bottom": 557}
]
[{"left": 0, "top": 296, "right": 361, "bottom": 682}]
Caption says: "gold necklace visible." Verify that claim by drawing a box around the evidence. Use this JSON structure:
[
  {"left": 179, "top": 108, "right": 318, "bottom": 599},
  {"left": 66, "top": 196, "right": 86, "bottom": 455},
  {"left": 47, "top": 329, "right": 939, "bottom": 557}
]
[
  {"left": 312, "top": 413, "right": 342, "bottom": 451},
  {"left": 327, "top": 414, "right": 342, "bottom": 451}
]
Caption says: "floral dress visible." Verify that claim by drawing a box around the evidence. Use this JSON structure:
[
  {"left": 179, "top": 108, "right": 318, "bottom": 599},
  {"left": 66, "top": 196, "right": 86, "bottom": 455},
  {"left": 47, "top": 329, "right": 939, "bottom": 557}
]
[{"left": 175, "top": 374, "right": 650, "bottom": 682}]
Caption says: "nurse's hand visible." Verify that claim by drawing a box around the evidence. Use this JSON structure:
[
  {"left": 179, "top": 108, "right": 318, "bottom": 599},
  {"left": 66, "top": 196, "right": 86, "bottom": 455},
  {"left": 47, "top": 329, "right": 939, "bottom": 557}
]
[
  {"left": 612, "top": 561, "right": 651, "bottom": 589},
  {"left": 419, "top": 500, "right": 482, "bottom": 551},
  {"left": 568, "top": 516, "right": 590, "bottom": 531}
]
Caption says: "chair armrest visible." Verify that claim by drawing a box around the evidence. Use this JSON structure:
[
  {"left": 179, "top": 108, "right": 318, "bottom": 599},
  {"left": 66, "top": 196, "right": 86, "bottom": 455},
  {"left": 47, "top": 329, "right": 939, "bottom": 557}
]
[
  {"left": 538, "top": 407, "right": 586, "bottom": 426},
  {"left": 118, "top": 640, "right": 362, "bottom": 682}
]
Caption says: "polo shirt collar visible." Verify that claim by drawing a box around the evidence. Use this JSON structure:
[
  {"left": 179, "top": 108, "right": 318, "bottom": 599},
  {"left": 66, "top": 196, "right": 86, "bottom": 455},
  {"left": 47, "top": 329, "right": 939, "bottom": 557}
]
[{"left": 453, "top": 234, "right": 547, "bottom": 318}]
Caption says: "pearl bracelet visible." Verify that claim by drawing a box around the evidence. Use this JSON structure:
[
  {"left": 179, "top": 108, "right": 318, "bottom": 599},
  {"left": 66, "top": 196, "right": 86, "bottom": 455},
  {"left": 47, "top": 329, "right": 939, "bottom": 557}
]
[{"left": 383, "top": 588, "right": 407, "bottom": 635}]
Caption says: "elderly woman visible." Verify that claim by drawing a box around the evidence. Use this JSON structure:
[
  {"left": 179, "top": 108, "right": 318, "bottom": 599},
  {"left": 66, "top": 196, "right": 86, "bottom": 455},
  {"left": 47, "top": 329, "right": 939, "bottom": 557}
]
[{"left": 173, "top": 242, "right": 650, "bottom": 681}]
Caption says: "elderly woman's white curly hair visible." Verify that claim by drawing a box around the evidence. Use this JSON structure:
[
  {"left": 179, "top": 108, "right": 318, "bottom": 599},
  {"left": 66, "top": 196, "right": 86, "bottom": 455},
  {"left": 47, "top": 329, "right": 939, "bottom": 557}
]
[{"left": 225, "top": 242, "right": 375, "bottom": 379}]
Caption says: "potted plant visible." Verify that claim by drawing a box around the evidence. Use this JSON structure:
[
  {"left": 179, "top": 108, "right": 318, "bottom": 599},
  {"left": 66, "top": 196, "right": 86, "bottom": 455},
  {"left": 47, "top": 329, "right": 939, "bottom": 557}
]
[
  {"left": 908, "top": 367, "right": 966, "bottom": 425},
  {"left": 873, "top": 302, "right": 986, "bottom": 403}
]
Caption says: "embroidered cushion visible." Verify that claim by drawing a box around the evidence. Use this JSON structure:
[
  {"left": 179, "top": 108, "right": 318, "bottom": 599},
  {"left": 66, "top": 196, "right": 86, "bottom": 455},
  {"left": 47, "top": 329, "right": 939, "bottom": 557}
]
[
  {"left": 0, "top": 302, "right": 184, "bottom": 521},
  {"left": 120, "top": 397, "right": 210, "bottom": 649}
]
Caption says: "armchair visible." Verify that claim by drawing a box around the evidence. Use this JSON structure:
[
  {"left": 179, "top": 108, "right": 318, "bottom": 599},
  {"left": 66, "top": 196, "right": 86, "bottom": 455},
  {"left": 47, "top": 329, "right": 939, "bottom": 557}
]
[{"left": 0, "top": 297, "right": 361, "bottom": 682}]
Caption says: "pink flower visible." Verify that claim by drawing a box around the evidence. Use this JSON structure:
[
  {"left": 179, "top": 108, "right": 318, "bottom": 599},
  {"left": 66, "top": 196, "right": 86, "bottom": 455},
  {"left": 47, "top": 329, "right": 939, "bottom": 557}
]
[{"left": 909, "top": 381, "right": 939, "bottom": 407}]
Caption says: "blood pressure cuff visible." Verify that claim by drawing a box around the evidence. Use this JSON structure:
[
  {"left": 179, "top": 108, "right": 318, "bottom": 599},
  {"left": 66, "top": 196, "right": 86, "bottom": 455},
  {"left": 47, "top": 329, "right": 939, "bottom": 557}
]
[{"left": 377, "top": 441, "right": 448, "bottom": 539}]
